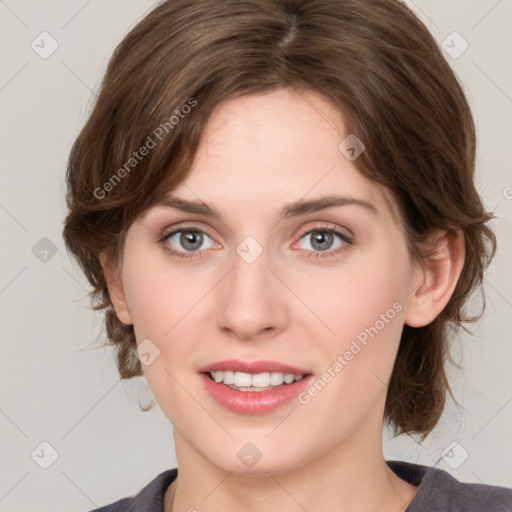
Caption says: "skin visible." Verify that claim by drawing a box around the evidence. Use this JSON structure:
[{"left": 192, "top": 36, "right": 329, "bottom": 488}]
[{"left": 101, "top": 88, "right": 465, "bottom": 512}]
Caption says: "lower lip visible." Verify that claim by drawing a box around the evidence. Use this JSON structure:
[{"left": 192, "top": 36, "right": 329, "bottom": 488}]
[{"left": 200, "top": 373, "right": 314, "bottom": 414}]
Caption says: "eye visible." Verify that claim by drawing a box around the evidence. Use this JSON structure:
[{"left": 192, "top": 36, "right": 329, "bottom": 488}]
[
  {"left": 294, "top": 225, "right": 353, "bottom": 259},
  {"left": 158, "top": 224, "right": 353, "bottom": 261},
  {"left": 158, "top": 227, "right": 216, "bottom": 260}
]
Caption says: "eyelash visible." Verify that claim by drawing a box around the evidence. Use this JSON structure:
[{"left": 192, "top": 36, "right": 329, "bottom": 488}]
[{"left": 157, "top": 224, "right": 353, "bottom": 261}]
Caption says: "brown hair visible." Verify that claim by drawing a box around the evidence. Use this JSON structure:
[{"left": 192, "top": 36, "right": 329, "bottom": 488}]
[{"left": 62, "top": 0, "right": 496, "bottom": 438}]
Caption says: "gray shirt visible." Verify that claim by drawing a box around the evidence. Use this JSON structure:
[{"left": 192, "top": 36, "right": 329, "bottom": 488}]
[{"left": 89, "top": 460, "right": 512, "bottom": 511}]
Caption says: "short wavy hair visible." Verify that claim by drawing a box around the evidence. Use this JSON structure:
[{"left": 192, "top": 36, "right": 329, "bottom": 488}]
[{"left": 62, "top": 0, "right": 496, "bottom": 439}]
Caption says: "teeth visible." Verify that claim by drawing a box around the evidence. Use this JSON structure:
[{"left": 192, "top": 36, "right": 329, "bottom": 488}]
[{"left": 210, "top": 371, "right": 305, "bottom": 389}]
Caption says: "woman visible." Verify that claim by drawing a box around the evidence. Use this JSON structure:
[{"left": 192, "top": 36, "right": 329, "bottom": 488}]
[{"left": 62, "top": 0, "right": 512, "bottom": 510}]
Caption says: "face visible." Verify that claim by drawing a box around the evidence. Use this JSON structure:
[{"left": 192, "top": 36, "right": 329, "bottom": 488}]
[{"left": 109, "top": 89, "right": 425, "bottom": 475}]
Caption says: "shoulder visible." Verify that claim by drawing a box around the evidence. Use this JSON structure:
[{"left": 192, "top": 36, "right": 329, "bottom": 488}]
[
  {"left": 87, "top": 468, "right": 177, "bottom": 512},
  {"left": 387, "top": 460, "right": 512, "bottom": 512}
]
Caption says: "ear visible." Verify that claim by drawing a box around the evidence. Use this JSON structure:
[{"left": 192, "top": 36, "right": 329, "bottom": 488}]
[
  {"left": 99, "top": 251, "right": 133, "bottom": 325},
  {"left": 404, "top": 229, "right": 465, "bottom": 328}
]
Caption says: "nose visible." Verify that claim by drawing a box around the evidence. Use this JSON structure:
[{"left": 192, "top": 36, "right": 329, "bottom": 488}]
[{"left": 216, "top": 243, "right": 288, "bottom": 341}]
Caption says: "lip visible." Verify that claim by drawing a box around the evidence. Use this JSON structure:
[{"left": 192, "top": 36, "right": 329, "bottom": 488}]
[
  {"left": 200, "top": 373, "right": 314, "bottom": 414},
  {"left": 198, "top": 359, "right": 311, "bottom": 375}
]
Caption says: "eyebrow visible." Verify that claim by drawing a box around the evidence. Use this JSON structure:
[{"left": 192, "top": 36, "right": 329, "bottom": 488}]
[{"left": 154, "top": 194, "right": 378, "bottom": 220}]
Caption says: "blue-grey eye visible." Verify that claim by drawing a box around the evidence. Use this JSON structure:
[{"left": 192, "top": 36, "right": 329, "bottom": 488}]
[
  {"left": 165, "top": 230, "right": 214, "bottom": 252},
  {"left": 298, "top": 229, "right": 346, "bottom": 252}
]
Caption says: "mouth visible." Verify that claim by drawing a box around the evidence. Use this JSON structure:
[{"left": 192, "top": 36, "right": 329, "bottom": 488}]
[{"left": 198, "top": 360, "right": 314, "bottom": 414}]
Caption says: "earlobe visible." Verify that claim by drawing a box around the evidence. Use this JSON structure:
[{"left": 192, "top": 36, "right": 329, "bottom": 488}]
[
  {"left": 99, "top": 252, "right": 133, "bottom": 326},
  {"left": 404, "top": 230, "right": 465, "bottom": 328}
]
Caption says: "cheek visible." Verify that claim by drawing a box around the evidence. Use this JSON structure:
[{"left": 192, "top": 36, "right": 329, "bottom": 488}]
[
  {"left": 124, "top": 271, "right": 170, "bottom": 342},
  {"left": 304, "top": 239, "right": 409, "bottom": 393},
  {"left": 307, "top": 243, "right": 408, "bottom": 346},
  {"left": 122, "top": 243, "right": 198, "bottom": 338},
  {"left": 120, "top": 247, "right": 204, "bottom": 405},
  {"left": 121, "top": 245, "right": 218, "bottom": 383}
]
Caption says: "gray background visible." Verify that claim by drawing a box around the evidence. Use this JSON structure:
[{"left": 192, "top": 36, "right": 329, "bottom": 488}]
[{"left": 0, "top": 1, "right": 511, "bottom": 510}]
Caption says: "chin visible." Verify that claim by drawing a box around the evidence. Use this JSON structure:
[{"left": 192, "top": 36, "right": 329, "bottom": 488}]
[{"left": 202, "top": 440, "right": 313, "bottom": 477}]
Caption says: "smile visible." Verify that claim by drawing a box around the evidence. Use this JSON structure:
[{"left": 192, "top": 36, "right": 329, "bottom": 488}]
[{"left": 198, "top": 360, "right": 314, "bottom": 414}]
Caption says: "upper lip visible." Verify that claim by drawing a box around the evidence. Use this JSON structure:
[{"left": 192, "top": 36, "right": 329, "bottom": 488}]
[{"left": 198, "top": 359, "right": 311, "bottom": 375}]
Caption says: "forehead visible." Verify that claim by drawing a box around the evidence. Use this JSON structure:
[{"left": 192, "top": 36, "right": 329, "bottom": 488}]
[{"left": 152, "top": 89, "right": 404, "bottom": 227}]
